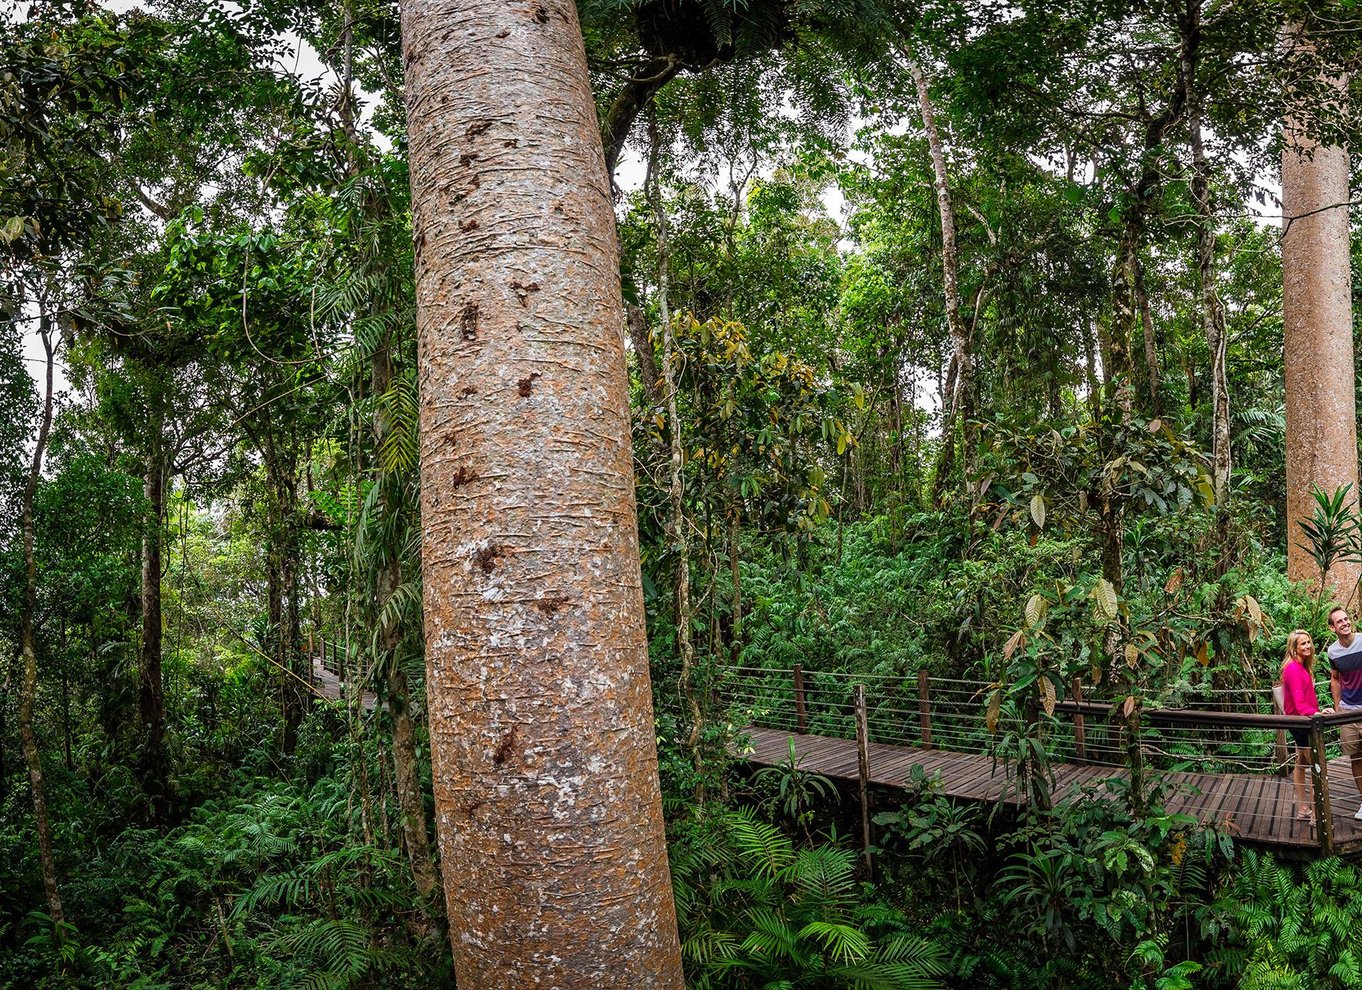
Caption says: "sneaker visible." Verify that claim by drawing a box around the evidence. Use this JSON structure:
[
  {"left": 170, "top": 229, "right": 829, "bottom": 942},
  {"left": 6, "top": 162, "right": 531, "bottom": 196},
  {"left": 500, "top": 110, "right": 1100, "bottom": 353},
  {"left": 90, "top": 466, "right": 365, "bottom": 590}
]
[{"left": 1354, "top": 803, "right": 1362, "bottom": 821}]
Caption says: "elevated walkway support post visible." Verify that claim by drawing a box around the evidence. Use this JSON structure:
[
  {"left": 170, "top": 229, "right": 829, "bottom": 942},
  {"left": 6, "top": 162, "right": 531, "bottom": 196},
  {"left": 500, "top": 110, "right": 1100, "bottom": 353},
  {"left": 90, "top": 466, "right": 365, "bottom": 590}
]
[
  {"left": 918, "top": 670, "right": 933, "bottom": 749},
  {"left": 793, "top": 664, "right": 807, "bottom": 733},
  {"left": 854, "top": 684, "right": 873, "bottom": 881},
  {"left": 1310, "top": 715, "right": 1335, "bottom": 853}
]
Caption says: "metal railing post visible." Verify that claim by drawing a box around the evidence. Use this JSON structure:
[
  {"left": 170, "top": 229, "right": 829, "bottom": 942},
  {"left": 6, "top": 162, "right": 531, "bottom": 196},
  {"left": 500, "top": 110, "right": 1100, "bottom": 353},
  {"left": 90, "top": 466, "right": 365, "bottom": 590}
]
[{"left": 918, "top": 670, "right": 933, "bottom": 749}]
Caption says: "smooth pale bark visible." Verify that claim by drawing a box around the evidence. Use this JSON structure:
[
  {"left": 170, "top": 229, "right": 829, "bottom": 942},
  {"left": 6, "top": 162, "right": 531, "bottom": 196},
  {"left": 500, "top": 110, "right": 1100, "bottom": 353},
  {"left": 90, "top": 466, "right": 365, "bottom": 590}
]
[
  {"left": 907, "top": 55, "right": 971, "bottom": 498},
  {"left": 21, "top": 320, "right": 62, "bottom": 925},
  {"left": 1282, "top": 50, "right": 1358, "bottom": 596},
  {"left": 399, "top": 1, "right": 684, "bottom": 984}
]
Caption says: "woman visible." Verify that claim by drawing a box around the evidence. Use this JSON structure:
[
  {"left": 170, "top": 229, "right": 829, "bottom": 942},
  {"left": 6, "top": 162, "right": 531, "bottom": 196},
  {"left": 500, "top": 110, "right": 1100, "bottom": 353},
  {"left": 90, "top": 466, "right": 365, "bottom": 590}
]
[{"left": 1281, "top": 629, "right": 1333, "bottom": 823}]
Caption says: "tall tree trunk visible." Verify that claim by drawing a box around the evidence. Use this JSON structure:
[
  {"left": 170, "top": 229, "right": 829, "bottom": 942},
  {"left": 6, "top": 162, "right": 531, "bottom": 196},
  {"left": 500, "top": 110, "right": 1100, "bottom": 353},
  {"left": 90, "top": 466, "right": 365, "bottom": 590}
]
[
  {"left": 139, "top": 407, "right": 168, "bottom": 819},
  {"left": 260, "top": 425, "right": 305, "bottom": 755},
  {"left": 1109, "top": 33, "right": 1194, "bottom": 420},
  {"left": 647, "top": 113, "right": 703, "bottom": 791},
  {"left": 281, "top": 522, "right": 304, "bottom": 753},
  {"left": 1282, "top": 26, "right": 1358, "bottom": 598},
  {"left": 21, "top": 319, "right": 62, "bottom": 925},
  {"left": 729, "top": 507, "right": 742, "bottom": 662},
  {"left": 1183, "top": 35, "right": 1231, "bottom": 526},
  {"left": 1135, "top": 261, "right": 1161, "bottom": 417},
  {"left": 372, "top": 341, "right": 441, "bottom": 906},
  {"left": 399, "top": 1, "right": 684, "bottom": 984},
  {"left": 627, "top": 304, "right": 661, "bottom": 403},
  {"left": 907, "top": 55, "right": 971, "bottom": 500}
]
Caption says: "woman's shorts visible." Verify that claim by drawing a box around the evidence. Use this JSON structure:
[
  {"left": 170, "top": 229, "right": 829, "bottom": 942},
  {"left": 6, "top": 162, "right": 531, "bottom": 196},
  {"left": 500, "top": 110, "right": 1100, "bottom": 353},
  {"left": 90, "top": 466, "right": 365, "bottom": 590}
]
[{"left": 1290, "top": 727, "right": 1311, "bottom": 751}]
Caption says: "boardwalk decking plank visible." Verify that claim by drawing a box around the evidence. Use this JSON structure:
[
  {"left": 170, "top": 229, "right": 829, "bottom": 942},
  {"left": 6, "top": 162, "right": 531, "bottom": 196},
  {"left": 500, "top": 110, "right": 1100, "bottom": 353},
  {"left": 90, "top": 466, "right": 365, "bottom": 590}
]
[
  {"left": 1241, "top": 774, "right": 1280, "bottom": 843},
  {"left": 945, "top": 755, "right": 1004, "bottom": 801},
  {"left": 1178, "top": 772, "right": 1229, "bottom": 824},
  {"left": 1218, "top": 775, "right": 1262, "bottom": 841}
]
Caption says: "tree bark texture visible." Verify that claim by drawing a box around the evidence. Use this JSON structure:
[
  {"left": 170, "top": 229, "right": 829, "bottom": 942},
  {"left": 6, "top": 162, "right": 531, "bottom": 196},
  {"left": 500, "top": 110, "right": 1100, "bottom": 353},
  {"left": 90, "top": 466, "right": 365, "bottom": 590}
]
[
  {"left": 139, "top": 410, "right": 169, "bottom": 818},
  {"left": 626, "top": 304, "right": 661, "bottom": 404},
  {"left": 21, "top": 321, "right": 63, "bottom": 924},
  {"left": 1282, "top": 37, "right": 1358, "bottom": 596},
  {"left": 908, "top": 56, "right": 971, "bottom": 498},
  {"left": 399, "top": 2, "right": 684, "bottom": 985}
]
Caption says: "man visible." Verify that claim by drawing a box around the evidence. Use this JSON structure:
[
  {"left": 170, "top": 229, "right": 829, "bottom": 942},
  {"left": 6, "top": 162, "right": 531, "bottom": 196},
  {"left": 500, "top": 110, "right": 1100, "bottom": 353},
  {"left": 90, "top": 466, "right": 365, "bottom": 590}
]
[{"left": 1327, "top": 605, "right": 1362, "bottom": 818}]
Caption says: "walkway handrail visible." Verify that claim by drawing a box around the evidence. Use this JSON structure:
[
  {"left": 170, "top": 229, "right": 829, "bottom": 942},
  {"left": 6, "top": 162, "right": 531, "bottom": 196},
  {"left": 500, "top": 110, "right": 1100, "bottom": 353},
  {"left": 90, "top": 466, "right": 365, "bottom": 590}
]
[
  {"left": 720, "top": 663, "right": 1362, "bottom": 852},
  {"left": 1054, "top": 700, "right": 1362, "bottom": 732}
]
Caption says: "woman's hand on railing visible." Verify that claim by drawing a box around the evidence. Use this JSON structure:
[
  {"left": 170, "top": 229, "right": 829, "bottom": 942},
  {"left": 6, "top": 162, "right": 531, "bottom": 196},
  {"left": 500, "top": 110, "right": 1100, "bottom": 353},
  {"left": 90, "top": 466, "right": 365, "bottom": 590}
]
[{"left": 1323, "top": 706, "right": 1336, "bottom": 715}]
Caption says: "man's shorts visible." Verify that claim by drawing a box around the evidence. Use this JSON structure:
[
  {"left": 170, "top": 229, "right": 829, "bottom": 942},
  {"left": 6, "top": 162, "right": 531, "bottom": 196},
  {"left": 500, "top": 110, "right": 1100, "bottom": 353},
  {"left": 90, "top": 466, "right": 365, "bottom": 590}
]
[{"left": 1343, "top": 720, "right": 1362, "bottom": 756}]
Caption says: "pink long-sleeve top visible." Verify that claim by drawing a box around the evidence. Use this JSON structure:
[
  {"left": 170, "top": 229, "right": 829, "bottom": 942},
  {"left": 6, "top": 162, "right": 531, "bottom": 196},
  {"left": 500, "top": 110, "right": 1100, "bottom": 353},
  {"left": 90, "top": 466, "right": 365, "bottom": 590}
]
[{"left": 1281, "top": 659, "right": 1320, "bottom": 717}]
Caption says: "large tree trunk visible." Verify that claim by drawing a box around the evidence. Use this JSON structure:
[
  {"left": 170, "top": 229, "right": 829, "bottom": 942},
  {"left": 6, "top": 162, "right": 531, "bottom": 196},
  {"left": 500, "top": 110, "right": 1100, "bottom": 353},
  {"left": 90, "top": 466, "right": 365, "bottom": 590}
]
[
  {"left": 1282, "top": 29, "right": 1358, "bottom": 598},
  {"left": 139, "top": 409, "right": 169, "bottom": 819},
  {"left": 399, "top": 1, "right": 684, "bottom": 985},
  {"left": 21, "top": 320, "right": 62, "bottom": 925}
]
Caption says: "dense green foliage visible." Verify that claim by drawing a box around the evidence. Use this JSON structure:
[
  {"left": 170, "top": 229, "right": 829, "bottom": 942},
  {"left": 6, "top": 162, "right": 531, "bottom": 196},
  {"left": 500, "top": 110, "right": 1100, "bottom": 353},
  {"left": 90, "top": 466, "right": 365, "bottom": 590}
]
[{"left": 5, "top": 0, "right": 1362, "bottom": 987}]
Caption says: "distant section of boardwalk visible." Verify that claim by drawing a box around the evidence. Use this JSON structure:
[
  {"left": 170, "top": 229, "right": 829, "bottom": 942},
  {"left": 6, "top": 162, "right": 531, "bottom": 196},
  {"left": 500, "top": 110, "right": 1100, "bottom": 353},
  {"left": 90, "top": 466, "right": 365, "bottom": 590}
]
[
  {"left": 740, "top": 726, "right": 1362, "bottom": 856},
  {"left": 310, "top": 654, "right": 378, "bottom": 712}
]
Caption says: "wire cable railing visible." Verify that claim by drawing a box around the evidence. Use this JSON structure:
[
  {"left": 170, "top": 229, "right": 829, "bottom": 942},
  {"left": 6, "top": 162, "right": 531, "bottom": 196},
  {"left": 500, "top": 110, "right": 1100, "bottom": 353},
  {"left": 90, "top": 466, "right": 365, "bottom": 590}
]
[{"left": 716, "top": 663, "right": 1362, "bottom": 853}]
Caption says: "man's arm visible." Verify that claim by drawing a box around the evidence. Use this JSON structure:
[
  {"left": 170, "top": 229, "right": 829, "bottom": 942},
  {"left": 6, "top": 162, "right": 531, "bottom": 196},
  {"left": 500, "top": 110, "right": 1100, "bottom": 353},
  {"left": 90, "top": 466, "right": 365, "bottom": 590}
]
[{"left": 1333, "top": 668, "right": 1343, "bottom": 708}]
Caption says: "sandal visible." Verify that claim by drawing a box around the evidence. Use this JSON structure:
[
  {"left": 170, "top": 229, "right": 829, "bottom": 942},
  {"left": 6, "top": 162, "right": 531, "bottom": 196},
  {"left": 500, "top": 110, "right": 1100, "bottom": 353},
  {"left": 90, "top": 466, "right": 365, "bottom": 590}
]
[{"left": 1298, "top": 806, "right": 1316, "bottom": 823}]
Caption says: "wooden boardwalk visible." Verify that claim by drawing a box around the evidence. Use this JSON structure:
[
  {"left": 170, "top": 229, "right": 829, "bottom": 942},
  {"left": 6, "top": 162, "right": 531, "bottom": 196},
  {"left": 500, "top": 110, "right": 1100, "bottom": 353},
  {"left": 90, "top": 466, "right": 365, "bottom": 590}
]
[
  {"left": 741, "top": 726, "right": 1362, "bottom": 855},
  {"left": 310, "top": 655, "right": 378, "bottom": 711}
]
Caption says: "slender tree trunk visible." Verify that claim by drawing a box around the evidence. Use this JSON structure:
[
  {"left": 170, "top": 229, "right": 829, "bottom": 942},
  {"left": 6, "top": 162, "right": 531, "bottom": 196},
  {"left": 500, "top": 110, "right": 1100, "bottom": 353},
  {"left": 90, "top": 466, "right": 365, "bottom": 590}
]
[
  {"left": 372, "top": 342, "right": 441, "bottom": 905},
  {"left": 1282, "top": 24, "right": 1358, "bottom": 597},
  {"left": 335, "top": 8, "right": 440, "bottom": 907},
  {"left": 21, "top": 319, "right": 62, "bottom": 925},
  {"left": 1, "top": 661, "right": 8, "bottom": 808},
  {"left": 139, "top": 408, "right": 168, "bottom": 819},
  {"left": 627, "top": 304, "right": 661, "bottom": 403},
  {"left": 1185, "top": 65, "right": 1231, "bottom": 521},
  {"left": 280, "top": 502, "right": 305, "bottom": 754},
  {"left": 60, "top": 624, "right": 72, "bottom": 772},
  {"left": 647, "top": 114, "right": 703, "bottom": 789},
  {"left": 1136, "top": 262, "right": 1160, "bottom": 417},
  {"left": 399, "top": 1, "right": 684, "bottom": 983},
  {"left": 729, "top": 507, "right": 741, "bottom": 662},
  {"left": 908, "top": 55, "right": 971, "bottom": 499}
]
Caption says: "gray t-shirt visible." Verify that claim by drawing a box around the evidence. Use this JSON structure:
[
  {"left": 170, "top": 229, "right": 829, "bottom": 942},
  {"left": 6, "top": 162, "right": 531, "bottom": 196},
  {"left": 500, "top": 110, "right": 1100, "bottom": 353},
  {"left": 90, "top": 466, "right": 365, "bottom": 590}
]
[{"left": 1329, "top": 635, "right": 1362, "bottom": 707}]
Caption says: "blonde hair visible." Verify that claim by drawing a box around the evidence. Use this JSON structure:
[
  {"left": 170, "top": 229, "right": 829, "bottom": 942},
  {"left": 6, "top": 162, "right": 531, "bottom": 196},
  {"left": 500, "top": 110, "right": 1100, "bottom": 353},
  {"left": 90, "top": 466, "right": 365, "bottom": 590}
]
[{"left": 1286, "top": 628, "right": 1315, "bottom": 673}]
